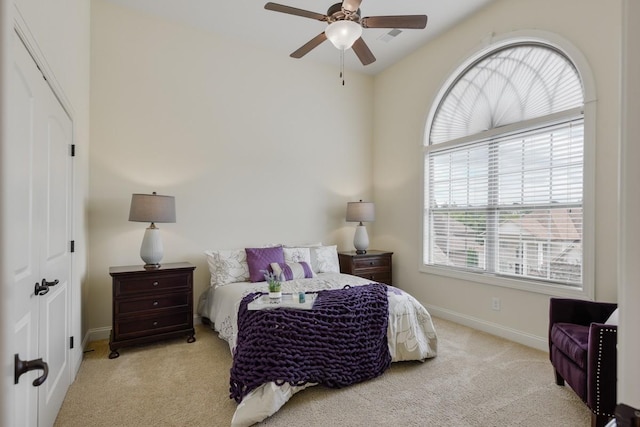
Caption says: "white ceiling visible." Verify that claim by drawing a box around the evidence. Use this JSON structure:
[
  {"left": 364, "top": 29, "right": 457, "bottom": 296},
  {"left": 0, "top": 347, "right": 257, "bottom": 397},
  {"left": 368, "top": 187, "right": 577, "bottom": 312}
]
[{"left": 103, "top": 0, "right": 494, "bottom": 75}]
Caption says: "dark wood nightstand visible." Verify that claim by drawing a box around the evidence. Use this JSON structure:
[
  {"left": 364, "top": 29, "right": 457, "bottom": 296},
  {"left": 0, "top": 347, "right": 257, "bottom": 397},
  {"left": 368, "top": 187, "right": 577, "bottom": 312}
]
[
  {"left": 338, "top": 250, "right": 393, "bottom": 285},
  {"left": 108, "top": 262, "right": 196, "bottom": 359}
]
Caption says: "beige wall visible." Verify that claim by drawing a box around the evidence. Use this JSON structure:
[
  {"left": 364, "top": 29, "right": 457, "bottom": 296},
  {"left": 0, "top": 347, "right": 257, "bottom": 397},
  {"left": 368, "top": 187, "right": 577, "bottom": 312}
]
[
  {"left": 620, "top": 0, "right": 640, "bottom": 407},
  {"left": 372, "top": 0, "right": 621, "bottom": 348},
  {"left": 88, "top": 0, "right": 374, "bottom": 334}
]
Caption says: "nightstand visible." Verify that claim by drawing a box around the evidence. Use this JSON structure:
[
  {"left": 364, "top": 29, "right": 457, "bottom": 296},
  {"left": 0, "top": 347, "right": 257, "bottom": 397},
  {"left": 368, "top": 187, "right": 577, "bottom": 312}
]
[
  {"left": 108, "top": 262, "right": 196, "bottom": 359},
  {"left": 338, "top": 250, "right": 393, "bottom": 285}
]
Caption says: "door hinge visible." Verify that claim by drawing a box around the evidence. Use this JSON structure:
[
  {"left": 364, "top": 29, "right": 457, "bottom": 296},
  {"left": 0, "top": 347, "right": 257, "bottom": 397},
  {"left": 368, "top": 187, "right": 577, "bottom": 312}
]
[
  {"left": 70, "top": 240, "right": 75, "bottom": 253},
  {"left": 71, "top": 144, "right": 76, "bottom": 157},
  {"left": 70, "top": 336, "right": 74, "bottom": 349}
]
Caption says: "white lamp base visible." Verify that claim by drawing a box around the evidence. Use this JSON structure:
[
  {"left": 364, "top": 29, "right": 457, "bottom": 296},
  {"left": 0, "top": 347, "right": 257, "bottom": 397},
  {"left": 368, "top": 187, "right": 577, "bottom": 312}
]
[
  {"left": 140, "top": 224, "right": 163, "bottom": 268},
  {"left": 353, "top": 224, "right": 369, "bottom": 254}
]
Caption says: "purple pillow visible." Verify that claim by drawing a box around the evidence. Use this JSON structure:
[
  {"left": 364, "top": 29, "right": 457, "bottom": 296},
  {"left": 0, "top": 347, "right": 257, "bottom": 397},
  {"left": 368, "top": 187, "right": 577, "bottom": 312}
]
[{"left": 245, "top": 246, "right": 285, "bottom": 282}]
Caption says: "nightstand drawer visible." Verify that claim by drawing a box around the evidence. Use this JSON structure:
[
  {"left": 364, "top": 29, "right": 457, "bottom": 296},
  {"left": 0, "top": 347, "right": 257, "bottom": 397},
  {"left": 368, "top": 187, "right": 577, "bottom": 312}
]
[
  {"left": 115, "top": 274, "right": 188, "bottom": 296},
  {"left": 116, "top": 293, "right": 189, "bottom": 315},
  {"left": 353, "top": 256, "right": 390, "bottom": 270},
  {"left": 116, "top": 310, "right": 191, "bottom": 339},
  {"left": 357, "top": 272, "right": 392, "bottom": 284}
]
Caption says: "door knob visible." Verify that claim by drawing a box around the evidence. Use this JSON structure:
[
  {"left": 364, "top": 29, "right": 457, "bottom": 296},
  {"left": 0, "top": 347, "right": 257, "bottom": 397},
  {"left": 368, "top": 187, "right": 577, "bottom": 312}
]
[
  {"left": 14, "top": 354, "right": 49, "bottom": 386},
  {"left": 34, "top": 278, "right": 59, "bottom": 296},
  {"left": 34, "top": 281, "right": 49, "bottom": 296}
]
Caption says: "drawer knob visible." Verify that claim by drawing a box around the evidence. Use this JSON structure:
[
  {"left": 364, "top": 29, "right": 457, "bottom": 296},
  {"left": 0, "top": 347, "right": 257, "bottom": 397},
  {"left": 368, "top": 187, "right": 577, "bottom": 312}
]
[
  {"left": 152, "top": 281, "right": 159, "bottom": 287},
  {"left": 152, "top": 301, "right": 159, "bottom": 306},
  {"left": 152, "top": 321, "right": 158, "bottom": 327},
  {"left": 369, "top": 262, "right": 374, "bottom": 266}
]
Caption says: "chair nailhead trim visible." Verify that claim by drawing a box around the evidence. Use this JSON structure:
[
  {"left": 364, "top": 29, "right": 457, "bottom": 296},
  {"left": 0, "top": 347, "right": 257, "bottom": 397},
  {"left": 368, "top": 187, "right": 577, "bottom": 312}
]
[{"left": 594, "top": 328, "right": 616, "bottom": 417}]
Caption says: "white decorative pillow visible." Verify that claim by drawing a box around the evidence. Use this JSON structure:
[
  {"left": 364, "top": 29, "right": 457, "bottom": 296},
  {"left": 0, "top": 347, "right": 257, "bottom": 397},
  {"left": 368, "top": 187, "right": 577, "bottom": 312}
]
[
  {"left": 313, "top": 245, "right": 340, "bottom": 273},
  {"left": 283, "top": 247, "right": 312, "bottom": 264},
  {"left": 605, "top": 308, "right": 619, "bottom": 325},
  {"left": 285, "top": 243, "right": 322, "bottom": 272},
  {"left": 204, "top": 249, "right": 250, "bottom": 287}
]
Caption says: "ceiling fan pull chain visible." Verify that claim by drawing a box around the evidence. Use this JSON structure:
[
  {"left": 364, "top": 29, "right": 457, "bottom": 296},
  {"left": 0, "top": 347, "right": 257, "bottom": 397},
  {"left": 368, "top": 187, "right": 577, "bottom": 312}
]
[{"left": 340, "top": 49, "right": 345, "bottom": 86}]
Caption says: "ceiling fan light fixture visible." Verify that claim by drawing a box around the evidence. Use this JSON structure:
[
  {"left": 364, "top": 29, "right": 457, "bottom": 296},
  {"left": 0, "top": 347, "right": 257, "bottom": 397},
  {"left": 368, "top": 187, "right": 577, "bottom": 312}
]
[{"left": 325, "top": 20, "right": 362, "bottom": 50}]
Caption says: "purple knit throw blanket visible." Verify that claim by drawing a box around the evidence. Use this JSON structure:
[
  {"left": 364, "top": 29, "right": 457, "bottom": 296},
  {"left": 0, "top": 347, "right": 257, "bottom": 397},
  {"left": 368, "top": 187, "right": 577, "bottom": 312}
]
[{"left": 229, "top": 283, "right": 391, "bottom": 402}]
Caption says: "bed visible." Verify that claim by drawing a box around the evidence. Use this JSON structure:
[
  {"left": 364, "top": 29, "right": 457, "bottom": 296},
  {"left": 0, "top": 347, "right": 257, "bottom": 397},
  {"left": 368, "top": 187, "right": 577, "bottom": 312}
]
[{"left": 198, "top": 245, "right": 438, "bottom": 426}]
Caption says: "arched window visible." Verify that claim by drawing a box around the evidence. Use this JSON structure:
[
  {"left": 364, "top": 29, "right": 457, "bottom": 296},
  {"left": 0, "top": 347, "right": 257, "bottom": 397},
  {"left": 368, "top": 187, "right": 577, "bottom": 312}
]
[{"left": 423, "top": 39, "right": 591, "bottom": 293}]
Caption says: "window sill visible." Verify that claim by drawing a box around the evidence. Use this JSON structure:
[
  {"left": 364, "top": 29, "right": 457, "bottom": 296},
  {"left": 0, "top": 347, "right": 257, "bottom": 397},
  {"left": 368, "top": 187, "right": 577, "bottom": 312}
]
[{"left": 419, "top": 264, "right": 593, "bottom": 300}]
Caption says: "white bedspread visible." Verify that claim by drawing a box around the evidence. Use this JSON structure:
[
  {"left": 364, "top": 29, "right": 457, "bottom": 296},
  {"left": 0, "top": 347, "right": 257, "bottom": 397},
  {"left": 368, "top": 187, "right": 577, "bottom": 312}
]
[{"left": 198, "top": 272, "right": 438, "bottom": 427}]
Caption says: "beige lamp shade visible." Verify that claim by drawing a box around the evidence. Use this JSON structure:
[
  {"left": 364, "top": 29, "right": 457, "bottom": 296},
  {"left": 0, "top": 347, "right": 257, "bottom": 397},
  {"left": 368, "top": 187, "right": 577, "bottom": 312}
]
[
  {"left": 346, "top": 200, "right": 375, "bottom": 224},
  {"left": 129, "top": 193, "right": 176, "bottom": 224}
]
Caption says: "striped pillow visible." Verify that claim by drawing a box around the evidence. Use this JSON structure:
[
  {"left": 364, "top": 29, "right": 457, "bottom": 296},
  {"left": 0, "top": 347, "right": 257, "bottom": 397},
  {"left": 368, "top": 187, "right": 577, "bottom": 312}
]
[{"left": 270, "top": 262, "right": 314, "bottom": 281}]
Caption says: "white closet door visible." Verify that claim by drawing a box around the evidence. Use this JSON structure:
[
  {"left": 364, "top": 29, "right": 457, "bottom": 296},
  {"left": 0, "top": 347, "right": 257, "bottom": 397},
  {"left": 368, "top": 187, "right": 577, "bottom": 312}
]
[
  {"left": 8, "top": 30, "right": 45, "bottom": 427},
  {"left": 7, "top": 31, "right": 72, "bottom": 427},
  {"left": 36, "top": 44, "right": 72, "bottom": 427}
]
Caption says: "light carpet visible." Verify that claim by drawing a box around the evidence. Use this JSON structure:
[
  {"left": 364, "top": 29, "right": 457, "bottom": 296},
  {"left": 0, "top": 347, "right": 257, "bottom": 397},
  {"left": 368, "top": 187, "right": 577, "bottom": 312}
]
[{"left": 54, "top": 318, "right": 590, "bottom": 426}]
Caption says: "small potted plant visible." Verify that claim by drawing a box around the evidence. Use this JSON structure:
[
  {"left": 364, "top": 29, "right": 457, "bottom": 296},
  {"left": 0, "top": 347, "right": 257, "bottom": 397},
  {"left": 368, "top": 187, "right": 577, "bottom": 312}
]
[{"left": 263, "top": 270, "right": 282, "bottom": 300}]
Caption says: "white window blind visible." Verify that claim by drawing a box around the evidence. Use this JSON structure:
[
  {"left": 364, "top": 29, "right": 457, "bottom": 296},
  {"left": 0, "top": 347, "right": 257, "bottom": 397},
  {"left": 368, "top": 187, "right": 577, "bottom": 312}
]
[
  {"left": 424, "top": 43, "right": 585, "bottom": 289},
  {"left": 430, "top": 44, "right": 584, "bottom": 145},
  {"left": 425, "top": 119, "right": 583, "bottom": 286}
]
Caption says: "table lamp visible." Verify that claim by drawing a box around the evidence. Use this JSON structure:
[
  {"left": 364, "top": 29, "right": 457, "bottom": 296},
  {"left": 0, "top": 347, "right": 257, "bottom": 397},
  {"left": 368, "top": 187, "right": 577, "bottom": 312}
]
[
  {"left": 129, "top": 192, "right": 176, "bottom": 268},
  {"left": 346, "top": 200, "right": 375, "bottom": 254}
]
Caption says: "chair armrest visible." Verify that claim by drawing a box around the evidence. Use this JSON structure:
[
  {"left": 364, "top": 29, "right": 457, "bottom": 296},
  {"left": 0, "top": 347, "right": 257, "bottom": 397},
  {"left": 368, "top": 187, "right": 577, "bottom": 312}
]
[{"left": 587, "top": 323, "right": 617, "bottom": 417}]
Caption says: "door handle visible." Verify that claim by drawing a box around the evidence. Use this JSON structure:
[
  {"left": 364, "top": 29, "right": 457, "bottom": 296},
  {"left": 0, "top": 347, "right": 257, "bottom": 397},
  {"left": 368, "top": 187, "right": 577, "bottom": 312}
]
[
  {"left": 42, "top": 278, "right": 59, "bottom": 287},
  {"left": 34, "top": 278, "right": 59, "bottom": 296},
  {"left": 14, "top": 354, "right": 49, "bottom": 387}
]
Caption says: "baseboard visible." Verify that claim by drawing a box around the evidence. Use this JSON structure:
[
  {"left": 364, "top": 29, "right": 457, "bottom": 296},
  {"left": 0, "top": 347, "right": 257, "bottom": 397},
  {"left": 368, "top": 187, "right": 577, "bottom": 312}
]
[
  {"left": 82, "top": 310, "right": 544, "bottom": 352},
  {"left": 82, "top": 315, "right": 204, "bottom": 347},
  {"left": 84, "top": 326, "right": 111, "bottom": 346},
  {"left": 424, "top": 304, "right": 548, "bottom": 352}
]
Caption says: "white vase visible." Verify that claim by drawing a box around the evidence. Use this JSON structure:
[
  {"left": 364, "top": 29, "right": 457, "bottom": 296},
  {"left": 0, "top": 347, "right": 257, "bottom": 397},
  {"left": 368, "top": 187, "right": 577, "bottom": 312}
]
[
  {"left": 353, "top": 224, "right": 369, "bottom": 254},
  {"left": 140, "top": 225, "right": 163, "bottom": 267},
  {"left": 269, "top": 291, "right": 282, "bottom": 300}
]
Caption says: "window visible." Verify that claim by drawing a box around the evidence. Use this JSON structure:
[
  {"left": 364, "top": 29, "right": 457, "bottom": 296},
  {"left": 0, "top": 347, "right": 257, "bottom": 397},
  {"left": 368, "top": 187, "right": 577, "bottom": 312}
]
[{"left": 423, "top": 41, "right": 590, "bottom": 292}]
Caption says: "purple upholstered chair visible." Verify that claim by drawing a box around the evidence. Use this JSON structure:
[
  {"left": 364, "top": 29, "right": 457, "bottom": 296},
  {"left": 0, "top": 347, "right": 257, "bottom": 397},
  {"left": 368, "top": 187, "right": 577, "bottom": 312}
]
[{"left": 549, "top": 298, "right": 618, "bottom": 427}]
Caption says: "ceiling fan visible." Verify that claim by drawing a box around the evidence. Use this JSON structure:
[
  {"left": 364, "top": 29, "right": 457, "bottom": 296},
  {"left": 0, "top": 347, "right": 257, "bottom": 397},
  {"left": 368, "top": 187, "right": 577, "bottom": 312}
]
[{"left": 264, "top": 0, "right": 428, "bottom": 66}]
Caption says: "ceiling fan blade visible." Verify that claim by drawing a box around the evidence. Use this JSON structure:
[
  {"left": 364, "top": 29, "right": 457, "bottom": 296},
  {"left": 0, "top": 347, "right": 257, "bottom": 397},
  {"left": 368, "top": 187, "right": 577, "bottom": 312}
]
[
  {"left": 264, "top": 2, "right": 327, "bottom": 21},
  {"left": 342, "top": 0, "right": 362, "bottom": 12},
  {"left": 361, "top": 15, "right": 428, "bottom": 29},
  {"left": 290, "top": 32, "right": 328, "bottom": 58},
  {"left": 352, "top": 37, "right": 376, "bottom": 66}
]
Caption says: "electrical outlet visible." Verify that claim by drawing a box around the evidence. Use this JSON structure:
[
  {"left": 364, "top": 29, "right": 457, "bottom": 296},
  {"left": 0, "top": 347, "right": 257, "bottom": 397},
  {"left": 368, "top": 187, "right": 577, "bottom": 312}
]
[{"left": 491, "top": 297, "right": 501, "bottom": 311}]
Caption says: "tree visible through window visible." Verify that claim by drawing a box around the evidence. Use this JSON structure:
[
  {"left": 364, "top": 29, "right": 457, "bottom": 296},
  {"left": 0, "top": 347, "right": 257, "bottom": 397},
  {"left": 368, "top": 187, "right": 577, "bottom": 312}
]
[{"left": 424, "top": 43, "right": 585, "bottom": 288}]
